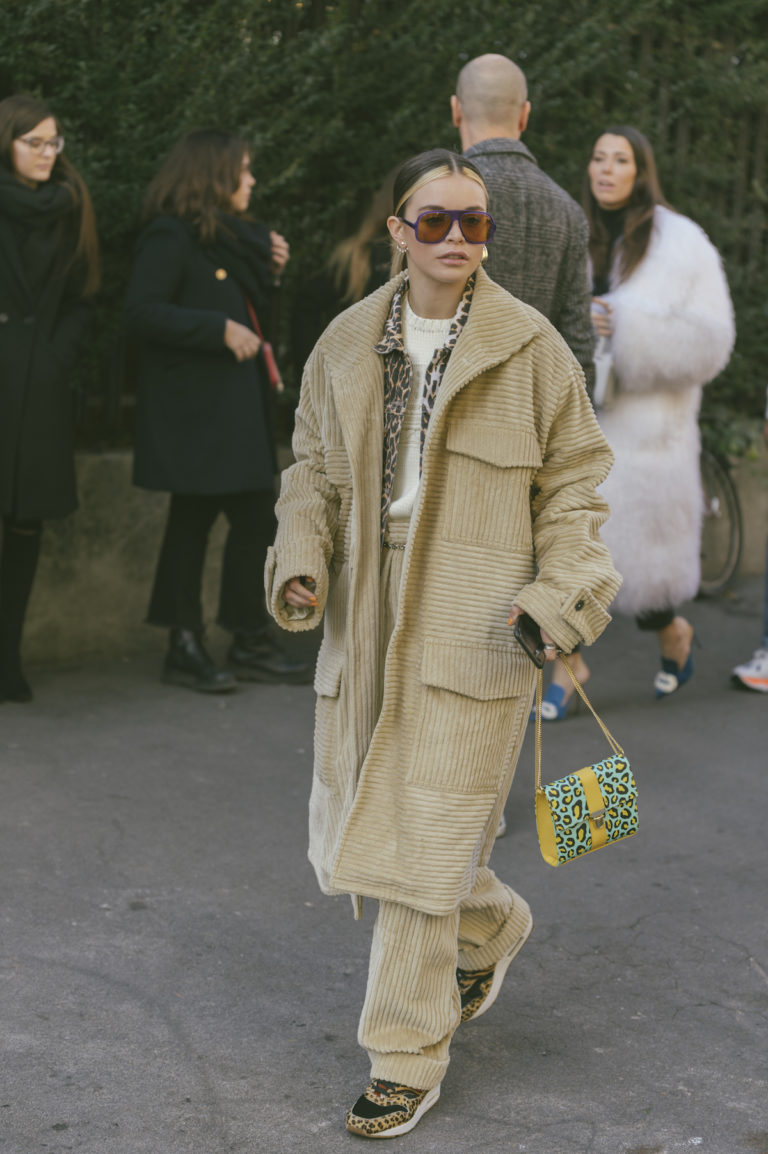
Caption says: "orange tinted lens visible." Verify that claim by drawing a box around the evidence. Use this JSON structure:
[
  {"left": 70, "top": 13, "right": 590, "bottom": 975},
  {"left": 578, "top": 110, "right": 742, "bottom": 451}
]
[
  {"left": 415, "top": 212, "right": 452, "bottom": 241},
  {"left": 460, "top": 213, "right": 491, "bottom": 242}
]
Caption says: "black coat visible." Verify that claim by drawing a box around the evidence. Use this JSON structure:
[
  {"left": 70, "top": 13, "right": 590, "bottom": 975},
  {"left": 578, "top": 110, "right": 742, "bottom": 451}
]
[
  {"left": 126, "top": 216, "right": 276, "bottom": 495},
  {"left": 0, "top": 214, "right": 89, "bottom": 520}
]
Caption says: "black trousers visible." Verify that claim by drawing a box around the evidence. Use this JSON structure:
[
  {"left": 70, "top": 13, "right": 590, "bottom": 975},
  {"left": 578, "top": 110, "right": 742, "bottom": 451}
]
[
  {"left": 636, "top": 608, "right": 676, "bottom": 632},
  {"left": 146, "top": 491, "right": 276, "bottom": 632},
  {"left": 0, "top": 516, "right": 43, "bottom": 669}
]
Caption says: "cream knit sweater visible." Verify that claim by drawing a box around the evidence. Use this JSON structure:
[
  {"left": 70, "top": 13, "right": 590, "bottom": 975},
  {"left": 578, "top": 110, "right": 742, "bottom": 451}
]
[{"left": 389, "top": 299, "right": 452, "bottom": 522}]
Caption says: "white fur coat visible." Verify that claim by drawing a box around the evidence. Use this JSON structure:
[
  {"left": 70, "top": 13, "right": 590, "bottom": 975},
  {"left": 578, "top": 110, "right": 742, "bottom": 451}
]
[{"left": 597, "top": 205, "right": 735, "bottom": 615}]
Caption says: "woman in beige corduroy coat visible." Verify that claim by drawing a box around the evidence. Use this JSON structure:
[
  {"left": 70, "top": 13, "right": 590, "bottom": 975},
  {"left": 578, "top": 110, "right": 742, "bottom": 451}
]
[{"left": 266, "top": 150, "right": 620, "bottom": 1138}]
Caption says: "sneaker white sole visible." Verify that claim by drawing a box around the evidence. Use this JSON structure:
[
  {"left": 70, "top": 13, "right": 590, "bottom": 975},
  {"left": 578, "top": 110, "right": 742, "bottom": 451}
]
[
  {"left": 734, "top": 675, "right": 768, "bottom": 692},
  {"left": 357, "top": 1085, "right": 441, "bottom": 1139},
  {"left": 468, "top": 910, "right": 534, "bottom": 1022}
]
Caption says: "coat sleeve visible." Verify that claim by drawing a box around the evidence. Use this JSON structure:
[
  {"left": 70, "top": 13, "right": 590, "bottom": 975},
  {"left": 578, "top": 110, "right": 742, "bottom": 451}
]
[
  {"left": 609, "top": 213, "right": 735, "bottom": 394},
  {"left": 124, "top": 217, "right": 228, "bottom": 350},
  {"left": 512, "top": 352, "right": 622, "bottom": 652},
  {"left": 264, "top": 344, "right": 341, "bottom": 631}
]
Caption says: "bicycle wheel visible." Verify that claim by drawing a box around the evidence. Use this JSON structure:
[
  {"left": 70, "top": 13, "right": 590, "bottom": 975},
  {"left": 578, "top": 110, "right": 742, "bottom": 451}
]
[{"left": 698, "top": 450, "right": 742, "bottom": 596}]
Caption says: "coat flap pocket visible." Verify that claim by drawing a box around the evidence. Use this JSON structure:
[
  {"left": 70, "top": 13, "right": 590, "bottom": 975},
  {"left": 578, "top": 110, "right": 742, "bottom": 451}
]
[
  {"left": 313, "top": 644, "right": 343, "bottom": 697},
  {"left": 446, "top": 420, "right": 542, "bottom": 469},
  {"left": 421, "top": 638, "right": 533, "bottom": 700}
]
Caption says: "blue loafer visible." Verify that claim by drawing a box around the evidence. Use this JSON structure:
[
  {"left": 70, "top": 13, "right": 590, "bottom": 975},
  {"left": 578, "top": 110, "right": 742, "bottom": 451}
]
[
  {"left": 529, "top": 683, "right": 570, "bottom": 722},
  {"left": 654, "top": 649, "right": 695, "bottom": 698}
]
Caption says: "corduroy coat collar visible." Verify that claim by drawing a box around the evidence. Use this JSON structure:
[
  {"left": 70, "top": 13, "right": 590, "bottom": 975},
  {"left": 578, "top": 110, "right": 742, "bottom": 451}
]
[{"left": 320, "top": 267, "right": 540, "bottom": 474}]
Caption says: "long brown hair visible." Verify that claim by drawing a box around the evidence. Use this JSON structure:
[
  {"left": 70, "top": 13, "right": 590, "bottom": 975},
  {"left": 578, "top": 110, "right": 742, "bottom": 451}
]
[
  {"left": 583, "top": 125, "right": 670, "bottom": 285},
  {"left": 0, "top": 94, "right": 100, "bottom": 295},
  {"left": 327, "top": 168, "right": 397, "bottom": 304},
  {"left": 142, "top": 129, "right": 247, "bottom": 244}
]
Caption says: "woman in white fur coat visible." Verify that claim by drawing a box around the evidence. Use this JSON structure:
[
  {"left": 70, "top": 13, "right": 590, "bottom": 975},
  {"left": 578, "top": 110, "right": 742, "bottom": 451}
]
[{"left": 544, "top": 125, "right": 735, "bottom": 715}]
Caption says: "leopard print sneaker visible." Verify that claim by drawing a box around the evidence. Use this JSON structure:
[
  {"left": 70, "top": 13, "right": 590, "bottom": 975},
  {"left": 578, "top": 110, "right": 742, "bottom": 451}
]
[
  {"left": 345, "top": 1078, "right": 440, "bottom": 1137},
  {"left": 457, "top": 904, "right": 534, "bottom": 1022}
]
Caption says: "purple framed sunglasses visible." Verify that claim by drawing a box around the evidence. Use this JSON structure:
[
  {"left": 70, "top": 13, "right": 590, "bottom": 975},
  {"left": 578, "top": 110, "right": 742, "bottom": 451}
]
[{"left": 399, "top": 208, "right": 496, "bottom": 244}]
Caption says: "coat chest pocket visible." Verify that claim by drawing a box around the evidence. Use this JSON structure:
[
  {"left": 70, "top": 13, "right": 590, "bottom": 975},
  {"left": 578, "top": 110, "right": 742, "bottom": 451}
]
[
  {"left": 441, "top": 420, "right": 542, "bottom": 551},
  {"left": 406, "top": 638, "right": 535, "bottom": 794}
]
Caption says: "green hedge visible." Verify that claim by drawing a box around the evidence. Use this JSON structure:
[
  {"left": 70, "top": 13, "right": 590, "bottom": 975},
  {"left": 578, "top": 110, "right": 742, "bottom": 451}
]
[{"left": 3, "top": 0, "right": 766, "bottom": 453}]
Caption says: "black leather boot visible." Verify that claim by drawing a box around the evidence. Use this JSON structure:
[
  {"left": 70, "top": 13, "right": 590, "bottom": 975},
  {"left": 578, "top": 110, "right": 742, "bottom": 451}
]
[
  {"left": 228, "top": 629, "right": 313, "bottom": 684},
  {"left": 0, "top": 622, "right": 32, "bottom": 702},
  {"left": 0, "top": 520, "right": 40, "bottom": 704},
  {"left": 163, "top": 628, "right": 237, "bottom": 693}
]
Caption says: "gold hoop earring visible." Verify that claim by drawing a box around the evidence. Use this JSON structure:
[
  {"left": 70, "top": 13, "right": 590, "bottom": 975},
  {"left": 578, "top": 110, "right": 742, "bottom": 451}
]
[{"left": 481, "top": 245, "right": 489, "bottom": 263}]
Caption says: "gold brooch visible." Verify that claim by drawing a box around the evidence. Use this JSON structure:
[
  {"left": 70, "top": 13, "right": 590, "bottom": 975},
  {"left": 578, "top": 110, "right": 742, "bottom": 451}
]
[{"left": 215, "top": 268, "right": 227, "bottom": 280}]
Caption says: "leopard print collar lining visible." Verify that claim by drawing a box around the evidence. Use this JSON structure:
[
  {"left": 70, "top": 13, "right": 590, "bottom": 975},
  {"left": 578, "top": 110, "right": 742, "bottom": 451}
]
[{"left": 375, "top": 273, "right": 475, "bottom": 544}]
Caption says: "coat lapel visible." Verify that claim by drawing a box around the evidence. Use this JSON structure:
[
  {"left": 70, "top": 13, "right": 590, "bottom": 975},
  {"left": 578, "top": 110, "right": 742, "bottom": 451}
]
[
  {"left": 433, "top": 269, "right": 538, "bottom": 419},
  {"left": 323, "top": 280, "right": 397, "bottom": 485},
  {"left": 331, "top": 353, "right": 385, "bottom": 479}
]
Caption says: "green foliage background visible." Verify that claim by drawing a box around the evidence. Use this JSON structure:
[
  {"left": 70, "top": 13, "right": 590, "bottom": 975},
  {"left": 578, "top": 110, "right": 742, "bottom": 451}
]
[{"left": 2, "top": 0, "right": 766, "bottom": 453}]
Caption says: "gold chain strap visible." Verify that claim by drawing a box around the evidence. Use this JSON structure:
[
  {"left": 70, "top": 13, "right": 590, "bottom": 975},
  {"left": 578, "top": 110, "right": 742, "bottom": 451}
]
[{"left": 534, "top": 659, "right": 625, "bottom": 792}]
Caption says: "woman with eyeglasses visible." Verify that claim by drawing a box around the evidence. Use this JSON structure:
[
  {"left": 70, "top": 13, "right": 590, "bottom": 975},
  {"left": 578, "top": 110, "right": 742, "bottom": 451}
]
[
  {"left": 125, "top": 129, "right": 311, "bottom": 692},
  {"left": 0, "top": 94, "right": 99, "bottom": 703},
  {"left": 266, "top": 148, "right": 620, "bottom": 1137}
]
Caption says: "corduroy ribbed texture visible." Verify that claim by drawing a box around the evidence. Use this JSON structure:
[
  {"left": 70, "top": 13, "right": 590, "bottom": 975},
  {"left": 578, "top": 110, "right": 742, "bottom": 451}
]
[
  {"left": 265, "top": 268, "right": 621, "bottom": 915},
  {"left": 360, "top": 873, "right": 532, "bottom": 1090}
]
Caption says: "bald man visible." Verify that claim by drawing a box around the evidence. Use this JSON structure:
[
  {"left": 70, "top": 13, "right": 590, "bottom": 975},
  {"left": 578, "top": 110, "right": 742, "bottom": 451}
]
[{"left": 452, "top": 54, "right": 594, "bottom": 389}]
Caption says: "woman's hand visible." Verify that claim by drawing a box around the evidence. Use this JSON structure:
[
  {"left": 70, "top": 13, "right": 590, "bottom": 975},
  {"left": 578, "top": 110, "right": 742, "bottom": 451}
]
[
  {"left": 224, "top": 319, "right": 262, "bottom": 362},
  {"left": 270, "top": 230, "right": 290, "bottom": 278},
  {"left": 282, "top": 576, "right": 318, "bottom": 609},
  {"left": 507, "top": 605, "right": 560, "bottom": 662},
  {"left": 591, "top": 296, "right": 613, "bottom": 338}
]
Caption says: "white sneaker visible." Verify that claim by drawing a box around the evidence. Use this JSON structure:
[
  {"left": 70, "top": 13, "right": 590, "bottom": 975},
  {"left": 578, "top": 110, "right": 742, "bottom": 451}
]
[{"left": 732, "top": 648, "right": 768, "bottom": 692}]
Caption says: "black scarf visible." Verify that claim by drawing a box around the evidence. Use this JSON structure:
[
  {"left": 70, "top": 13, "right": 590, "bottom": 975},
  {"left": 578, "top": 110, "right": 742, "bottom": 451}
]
[
  {"left": 593, "top": 206, "right": 627, "bottom": 295},
  {"left": 0, "top": 167, "right": 77, "bottom": 298},
  {"left": 0, "top": 165, "right": 75, "bottom": 226},
  {"left": 203, "top": 213, "right": 273, "bottom": 314}
]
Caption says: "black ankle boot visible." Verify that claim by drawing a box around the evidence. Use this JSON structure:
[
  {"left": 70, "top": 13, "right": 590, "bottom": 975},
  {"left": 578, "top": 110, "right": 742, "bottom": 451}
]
[
  {"left": 228, "top": 630, "right": 313, "bottom": 684},
  {"left": 163, "top": 628, "right": 237, "bottom": 694},
  {"left": 0, "top": 666, "right": 33, "bottom": 703},
  {"left": 0, "top": 624, "right": 33, "bottom": 703}
]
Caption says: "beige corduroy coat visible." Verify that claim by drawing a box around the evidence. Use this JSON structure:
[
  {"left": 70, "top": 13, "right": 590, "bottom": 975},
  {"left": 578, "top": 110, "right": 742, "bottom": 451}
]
[{"left": 266, "top": 269, "right": 620, "bottom": 916}]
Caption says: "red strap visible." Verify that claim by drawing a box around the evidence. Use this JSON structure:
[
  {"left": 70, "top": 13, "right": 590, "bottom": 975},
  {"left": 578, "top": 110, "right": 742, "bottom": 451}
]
[{"left": 245, "top": 297, "right": 284, "bottom": 392}]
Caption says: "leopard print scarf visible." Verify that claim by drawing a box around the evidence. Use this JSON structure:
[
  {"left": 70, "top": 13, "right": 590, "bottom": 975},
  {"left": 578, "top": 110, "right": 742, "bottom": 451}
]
[{"left": 374, "top": 273, "right": 475, "bottom": 544}]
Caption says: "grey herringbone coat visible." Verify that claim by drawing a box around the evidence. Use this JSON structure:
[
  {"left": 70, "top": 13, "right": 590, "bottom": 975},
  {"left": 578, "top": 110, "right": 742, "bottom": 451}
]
[
  {"left": 464, "top": 137, "right": 594, "bottom": 390},
  {"left": 266, "top": 269, "right": 619, "bottom": 915}
]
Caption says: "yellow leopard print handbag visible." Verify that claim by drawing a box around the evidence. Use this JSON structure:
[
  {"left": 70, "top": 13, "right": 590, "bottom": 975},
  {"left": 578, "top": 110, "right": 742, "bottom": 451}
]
[{"left": 533, "top": 663, "right": 638, "bottom": 866}]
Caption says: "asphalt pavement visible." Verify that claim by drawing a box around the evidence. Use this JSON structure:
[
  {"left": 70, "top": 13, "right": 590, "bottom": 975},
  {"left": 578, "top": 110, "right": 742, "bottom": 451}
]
[{"left": 1, "top": 577, "right": 766, "bottom": 1154}]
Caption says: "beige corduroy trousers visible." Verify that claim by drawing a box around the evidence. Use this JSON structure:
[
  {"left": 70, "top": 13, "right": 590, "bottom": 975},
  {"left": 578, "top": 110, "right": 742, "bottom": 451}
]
[{"left": 358, "top": 519, "right": 532, "bottom": 1091}]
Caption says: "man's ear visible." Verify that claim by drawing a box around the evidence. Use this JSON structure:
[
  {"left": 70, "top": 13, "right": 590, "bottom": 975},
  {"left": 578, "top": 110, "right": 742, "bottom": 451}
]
[
  {"left": 450, "top": 93, "right": 462, "bottom": 128},
  {"left": 518, "top": 100, "right": 531, "bottom": 135}
]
